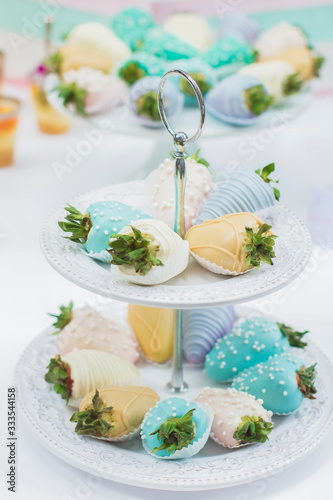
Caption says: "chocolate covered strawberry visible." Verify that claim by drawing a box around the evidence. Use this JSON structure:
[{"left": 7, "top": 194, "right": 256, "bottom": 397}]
[
  {"left": 231, "top": 353, "right": 317, "bottom": 414},
  {"left": 49, "top": 302, "right": 139, "bottom": 363},
  {"left": 186, "top": 212, "right": 277, "bottom": 275},
  {"left": 196, "top": 387, "right": 274, "bottom": 448},
  {"left": 58, "top": 201, "right": 152, "bottom": 262},
  {"left": 205, "top": 316, "right": 308, "bottom": 381},
  {"left": 44, "top": 350, "right": 140, "bottom": 406}
]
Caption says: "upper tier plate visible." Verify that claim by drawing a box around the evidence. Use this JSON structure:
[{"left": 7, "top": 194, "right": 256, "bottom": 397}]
[{"left": 40, "top": 181, "right": 312, "bottom": 308}]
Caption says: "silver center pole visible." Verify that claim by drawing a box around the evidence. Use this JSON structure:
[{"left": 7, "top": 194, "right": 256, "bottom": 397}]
[{"left": 157, "top": 70, "right": 205, "bottom": 392}]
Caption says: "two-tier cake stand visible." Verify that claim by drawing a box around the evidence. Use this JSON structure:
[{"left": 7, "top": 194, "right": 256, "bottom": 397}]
[{"left": 16, "top": 71, "right": 333, "bottom": 491}]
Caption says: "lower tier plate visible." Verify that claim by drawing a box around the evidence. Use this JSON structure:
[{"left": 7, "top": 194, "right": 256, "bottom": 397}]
[
  {"left": 16, "top": 300, "right": 333, "bottom": 491},
  {"left": 40, "top": 181, "right": 312, "bottom": 308}
]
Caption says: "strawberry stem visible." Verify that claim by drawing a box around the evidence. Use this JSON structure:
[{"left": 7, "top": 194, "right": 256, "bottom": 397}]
[
  {"left": 243, "top": 223, "right": 278, "bottom": 269},
  {"left": 180, "top": 72, "right": 212, "bottom": 97},
  {"left": 108, "top": 226, "right": 163, "bottom": 275},
  {"left": 244, "top": 85, "right": 273, "bottom": 116},
  {"left": 255, "top": 162, "right": 280, "bottom": 201},
  {"left": 44, "top": 355, "right": 72, "bottom": 403},
  {"left": 57, "top": 81, "right": 88, "bottom": 116},
  {"left": 70, "top": 390, "right": 115, "bottom": 437},
  {"left": 233, "top": 416, "right": 274, "bottom": 444},
  {"left": 149, "top": 409, "right": 196, "bottom": 454},
  {"left": 119, "top": 61, "right": 146, "bottom": 85},
  {"left": 136, "top": 91, "right": 161, "bottom": 121},
  {"left": 49, "top": 301, "right": 74, "bottom": 334},
  {"left": 296, "top": 364, "right": 317, "bottom": 399},
  {"left": 58, "top": 205, "right": 93, "bottom": 244},
  {"left": 283, "top": 73, "right": 303, "bottom": 96},
  {"left": 277, "top": 322, "right": 308, "bottom": 348}
]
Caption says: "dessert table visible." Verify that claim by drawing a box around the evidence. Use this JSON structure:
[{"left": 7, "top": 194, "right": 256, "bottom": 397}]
[{"left": 1, "top": 25, "right": 333, "bottom": 500}]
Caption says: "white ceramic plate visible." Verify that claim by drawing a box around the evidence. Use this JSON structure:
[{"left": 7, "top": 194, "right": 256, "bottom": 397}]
[
  {"left": 40, "top": 181, "right": 312, "bottom": 308},
  {"left": 16, "top": 300, "right": 333, "bottom": 491}
]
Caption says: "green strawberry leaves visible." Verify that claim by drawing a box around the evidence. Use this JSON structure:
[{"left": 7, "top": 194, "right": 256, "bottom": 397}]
[
  {"left": 49, "top": 301, "right": 74, "bottom": 334},
  {"left": 255, "top": 163, "right": 280, "bottom": 201},
  {"left": 313, "top": 55, "right": 325, "bottom": 77},
  {"left": 180, "top": 72, "right": 212, "bottom": 97},
  {"left": 283, "top": 73, "right": 303, "bottom": 96},
  {"left": 57, "top": 81, "right": 88, "bottom": 116},
  {"left": 244, "top": 223, "right": 278, "bottom": 269},
  {"left": 43, "top": 52, "right": 62, "bottom": 74},
  {"left": 233, "top": 416, "right": 274, "bottom": 445},
  {"left": 108, "top": 226, "right": 163, "bottom": 275},
  {"left": 136, "top": 90, "right": 160, "bottom": 121},
  {"left": 150, "top": 409, "right": 196, "bottom": 454},
  {"left": 119, "top": 61, "right": 147, "bottom": 85},
  {"left": 70, "top": 390, "right": 114, "bottom": 437},
  {"left": 244, "top": 85, "right": 273, "bottom": 116},
  {"left": 58, "top": 205, "right": 93, "bottom": 244},
  {"left": 44, "top": 355, "right": 71, "bottom": 403},
  {"left": 296, "top": 364, "right": 317, "bottom": 399},
  {"left": 277, "top": 322, "right": 308, "bottom": 348}
]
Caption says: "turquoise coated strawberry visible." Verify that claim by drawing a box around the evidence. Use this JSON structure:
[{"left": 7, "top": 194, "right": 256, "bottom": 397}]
[
  {"left": 205, "top": 316, "right": 308, "bottom": 382},
  {"left": 231, "top": 353, "right": 317, "bottom": 414},
  {"left": 58, "top": 201, "right": 152, "bottom": 262}
]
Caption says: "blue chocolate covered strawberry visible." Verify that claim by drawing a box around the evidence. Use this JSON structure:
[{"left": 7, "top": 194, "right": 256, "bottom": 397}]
[
  {"left": 205, "top": 316, "right": 308, "bottom": 382},
  {"left": 58, "top": 201, "right": 152, "bottom": 262},
  {"left": 231, "top": 353, "right": 317, "bottom": 414}
]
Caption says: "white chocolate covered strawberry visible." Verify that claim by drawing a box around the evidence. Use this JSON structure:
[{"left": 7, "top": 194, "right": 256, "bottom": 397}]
[
  {"left": 109, "top": 219, "right": 189, "bottom": 285},
  {"left": 44, "top": 350, "right": 140, "bottom": 407},
  {"left": 196, "top": 387, "right": 274, "bottom": 448},
  {"left": 255, "top": 22, "right": 308, "bottom": 61},
  {"left": 50, "top": 302, "right": 139, "bottom": 363},
  {"left": 239, "top": 60, "right": 303, "bottom": 103},
  {"left": 145, "top": 153, "right": 213, "bottom": 232}
]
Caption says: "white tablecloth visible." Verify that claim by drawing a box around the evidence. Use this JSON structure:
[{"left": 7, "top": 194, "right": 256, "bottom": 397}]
[{"left": 1, "top": 34, "right": 333, "bottom": 500}]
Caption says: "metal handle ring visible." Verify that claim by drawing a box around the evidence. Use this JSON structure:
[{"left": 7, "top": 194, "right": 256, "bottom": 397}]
[{"left": 158, "top": 69, "right": 205, "bottom": 146}]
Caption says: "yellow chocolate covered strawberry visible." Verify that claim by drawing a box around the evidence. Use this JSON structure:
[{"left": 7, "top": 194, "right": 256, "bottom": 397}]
[
  {"left": 71, "top": 386, "right": 159, "bottom": 441},
  {"left": 262, "top": 46, "right": 325, "bottom": 81},
  {"left": 185, "top": 212, "right": 277, "bottom": 275},
  {"left": 128, "top": 304, "right": 173, "bottom": 363}
]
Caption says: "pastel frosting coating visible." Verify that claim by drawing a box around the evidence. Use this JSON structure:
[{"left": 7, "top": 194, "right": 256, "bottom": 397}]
[
  {"left": 128, "top": 76, "right": 184, "bottom": 128},
  {"left": 262, "top": 46, "right": 316, "bottom": 81},
  {"left": 111, "top": 8, "right": 155, "bottom": 51},
  {"left": 83, "top": 201, "right": 152, "bottom": 261},
  {"left": 145, "top": 157, "right": 213, "bottom": 232},
  {"left": 255, "top": 22, "right": 308, "bottom": 61},
  {"left": 202, "top": 36, "right": 255, "bottom": 69},
  {"left": 205, "top": 74, "right": 270, "bottom": 125},
  {"left": 217, "top": 14, "right": 260, "bottom": 44},
  {"left": 168, "top": 58, "right": 216, "bottom": 106},
  {"left": 79, "top": 386, "right": 160, "bottom": 439},
  {"left": 196, "top": 170, "right": 276, "bottom": 224},
  {"left": 183, "top": 306, "right": 236, "bottom": 364},
  {"left": 127, "top": 304, "right": 173, "bottom": 363},
  {"left": 196, "top": 387, "right": 273, "bottom": 447},
  {"left": 62, "top": 349, "right": 141, "bottom": 405},
  {"left": 56, "top": 306, "right": 139, "bottom": 364},
  {"left": 141, "top": 397, "right": 212, "bottom": 459},
  {"left": 118, "top": 52, "right": 167, "bottom": 85},
  {"left": 65, "top": 22, "right": 131, "bottom": 69},
  {"left": 231, "top": 353, "right": 307, "bottom": 414},
  {"left": 163, "top": 13, "right": 213, "bottom": 52},
  {"left": 205, "top": 317, "right": 290, "bottom": 382},
  {"left": 239, "top": 60, "right": 301, "bottom": 103},
  {"left": 110, "top": 219, "right": 189, "bottom": 285},
  {"left": 186, "top": 212, "right": 267, "bottom": 274},
  {"left": 141, "top": 28, "right": 198, "bottom": 60}
]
